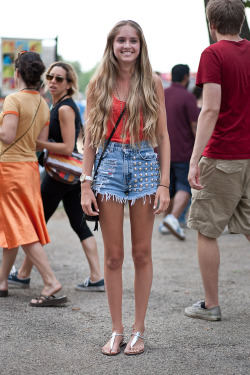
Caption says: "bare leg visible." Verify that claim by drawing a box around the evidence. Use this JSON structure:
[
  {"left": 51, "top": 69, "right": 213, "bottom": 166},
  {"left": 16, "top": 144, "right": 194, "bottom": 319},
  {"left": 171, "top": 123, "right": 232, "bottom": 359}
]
[
  {"left": 124, "top": 196, "right": 155, "bottom": 354},
  {"left": 18, "top": 237, "right": 103, "bottom": 282},
  {"left": 162, "top": 191, "right": 190, "bottom": 220},
  {"left": 81, "top": 236, "right": 102, "bottom": 282},
  {"left": 245, "top": 235, "right": 250, "bottom": 242},
  {"left": 198, "top": 232, "right": 220, "bottom": 308},
  {"left": 18, "top": 236, "right": 103, "bottom": 285},
  {"left": 163, "top": 198, "right": 173, "bottom": 217},
  {"left": 171, "top": 190, "right": 190, "bottom": 219},
  {"left": 0, "top": 247, "right": 19, "bottom": 291},
  {"left": 17, "top": 254, "right": 33, "bottom": 279},
  {"left": 98, "top": 198, "right": 125, "bottom": 355},
  {"left": 22, "top": 242, "right": 61, "bottom": 298}
]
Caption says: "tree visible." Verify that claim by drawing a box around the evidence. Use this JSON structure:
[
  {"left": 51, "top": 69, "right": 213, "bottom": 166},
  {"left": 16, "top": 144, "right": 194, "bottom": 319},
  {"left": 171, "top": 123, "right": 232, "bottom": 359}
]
[
  {"left": 63, "top": 59, "right": 97, "bottom": 96},
  {"left": 204, "top": 0, "right": 250, "bottom": 44},
  {"left": 242, "top": 0, "right": 250, "bottom": 7},
  {"left": 78, "top": 65, "right": 98, "bottom": 96}
]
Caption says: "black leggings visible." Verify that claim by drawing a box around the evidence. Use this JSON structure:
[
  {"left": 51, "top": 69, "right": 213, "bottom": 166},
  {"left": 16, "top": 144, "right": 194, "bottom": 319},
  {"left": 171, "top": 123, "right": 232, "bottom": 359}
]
[{"left": 41, "top": 173, "right": 93, "bottom": 241}]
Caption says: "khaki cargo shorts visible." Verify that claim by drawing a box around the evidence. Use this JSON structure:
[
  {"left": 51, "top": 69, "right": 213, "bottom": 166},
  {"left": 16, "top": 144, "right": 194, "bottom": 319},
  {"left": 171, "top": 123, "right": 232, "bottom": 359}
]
[{"left": 188, "top": 157, "right": 250, "bottom": 238}]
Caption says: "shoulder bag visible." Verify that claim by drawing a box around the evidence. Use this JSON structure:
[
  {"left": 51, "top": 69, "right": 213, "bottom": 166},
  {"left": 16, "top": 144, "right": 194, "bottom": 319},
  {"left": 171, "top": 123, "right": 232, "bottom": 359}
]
[{"left": 43, "top": 143, "right": 83, "bottom": 185}]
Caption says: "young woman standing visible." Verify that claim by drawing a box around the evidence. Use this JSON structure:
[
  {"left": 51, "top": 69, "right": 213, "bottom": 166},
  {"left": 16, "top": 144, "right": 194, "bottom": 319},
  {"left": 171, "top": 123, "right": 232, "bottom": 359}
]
[{"left": 81, "top": 20, "right": 170, "bottom": 355}]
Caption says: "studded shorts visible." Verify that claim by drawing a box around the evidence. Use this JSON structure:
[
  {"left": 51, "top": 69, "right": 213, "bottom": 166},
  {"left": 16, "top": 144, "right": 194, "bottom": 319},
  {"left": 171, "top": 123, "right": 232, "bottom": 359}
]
[{"left": 92, "top": 141, "right": 160, "bottom": 205}]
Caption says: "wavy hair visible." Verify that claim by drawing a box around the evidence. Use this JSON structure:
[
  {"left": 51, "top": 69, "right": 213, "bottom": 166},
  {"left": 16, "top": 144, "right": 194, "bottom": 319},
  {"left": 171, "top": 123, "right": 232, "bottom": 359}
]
[
  {"left": 46, "top": 61, "right": 79, "bottom": 97},
  {"left": 15, "top": 51, "right": 45, "bottom": 87},
  {"left": 86, "top": 20, "right": 159, "bottom": 147}
]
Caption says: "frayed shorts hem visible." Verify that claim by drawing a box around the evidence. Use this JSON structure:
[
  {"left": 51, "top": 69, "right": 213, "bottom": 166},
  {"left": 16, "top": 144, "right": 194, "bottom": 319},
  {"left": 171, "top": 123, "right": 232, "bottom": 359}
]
[{"left": 95, "top": 191, "right": 156, "bottom": 206}]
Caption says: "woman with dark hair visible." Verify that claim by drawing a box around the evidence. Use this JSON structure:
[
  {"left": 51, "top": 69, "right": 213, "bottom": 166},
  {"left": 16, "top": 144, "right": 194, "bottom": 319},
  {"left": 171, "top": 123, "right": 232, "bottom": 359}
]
[
  {"left": 8, "top": 62, "right": 104, "bottom": 292},
  {"left": 0, "top": 51, "right": 66, "bottom": 306}
]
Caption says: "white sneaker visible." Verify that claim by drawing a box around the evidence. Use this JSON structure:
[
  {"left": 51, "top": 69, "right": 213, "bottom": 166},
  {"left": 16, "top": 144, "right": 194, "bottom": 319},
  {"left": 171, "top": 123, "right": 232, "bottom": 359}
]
[
  {"left": 163, "top": 214, "right": 186, "bottom": 240},
  {"left": 10, "top": 265, "right": 16, "bottom": 274},
  {"left": 158, "top": 223, "right": 170, "bottom": 235},
  {"left": 185, "top": 301, "right": 221, "bottom": 321}
]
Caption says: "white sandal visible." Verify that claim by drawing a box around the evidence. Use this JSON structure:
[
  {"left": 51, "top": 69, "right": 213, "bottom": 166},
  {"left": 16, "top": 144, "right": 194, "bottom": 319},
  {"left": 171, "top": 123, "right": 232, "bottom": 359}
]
[
  {"left": 102, "top": 332, "right": 126, "bottom": 356},
  {"left": 124, "top": 331, "right": 144, "bottom": 355}
]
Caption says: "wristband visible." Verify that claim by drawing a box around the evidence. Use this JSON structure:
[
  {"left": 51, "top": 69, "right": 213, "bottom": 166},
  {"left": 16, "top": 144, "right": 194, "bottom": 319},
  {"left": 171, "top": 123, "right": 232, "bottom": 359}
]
[{"left": 158, "top": 184, "right": 170, "bottom": 189}]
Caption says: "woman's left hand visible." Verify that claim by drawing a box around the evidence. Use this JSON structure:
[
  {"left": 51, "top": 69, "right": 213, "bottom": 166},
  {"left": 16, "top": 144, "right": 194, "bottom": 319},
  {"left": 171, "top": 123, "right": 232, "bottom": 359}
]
[{"left": 153, "top": 185, "right": 170, "bottom": 214}]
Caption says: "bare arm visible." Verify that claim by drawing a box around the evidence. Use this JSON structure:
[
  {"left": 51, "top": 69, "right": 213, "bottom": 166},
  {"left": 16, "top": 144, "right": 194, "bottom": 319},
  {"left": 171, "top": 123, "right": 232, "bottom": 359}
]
[
  {"left": 80, "top": 101, "right": 98, "bottom": 216},
  {"left": 153, "top": 75, "right": 171, "bottom": 214},
  {"left": 36, "top": 125, "right": 49, "bottom": 151},
  {"left": 36, "top": 105, "right": 75, "bottom": 155},
  {"left": 0, "top": 114, "right": 18, "bottom": 144},
  {"left": 188, "top": 83, "right": 221, "bottom": 190}
]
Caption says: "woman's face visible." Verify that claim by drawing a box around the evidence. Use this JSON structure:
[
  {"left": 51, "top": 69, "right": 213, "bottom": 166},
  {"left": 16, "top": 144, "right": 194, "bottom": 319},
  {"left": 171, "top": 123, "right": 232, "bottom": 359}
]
[
  {"left": 47, "top": 66, "right": 71, "bottom": 97},
  {"left": 113, "top": 25, "right": 140, "bottom": 66}
]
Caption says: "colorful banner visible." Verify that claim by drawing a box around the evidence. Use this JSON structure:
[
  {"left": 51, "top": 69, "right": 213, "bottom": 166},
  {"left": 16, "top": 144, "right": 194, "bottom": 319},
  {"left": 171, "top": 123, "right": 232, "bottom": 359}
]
[{"left": 1, "top": 38, "right": 42, "bottom": 95}]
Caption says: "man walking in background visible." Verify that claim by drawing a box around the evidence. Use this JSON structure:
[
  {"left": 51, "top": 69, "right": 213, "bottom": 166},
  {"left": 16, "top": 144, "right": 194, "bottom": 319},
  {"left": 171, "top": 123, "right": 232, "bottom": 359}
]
[
  {"left": 159, "top": 64, "right": 199, "bottom": 240},
  {"left": 185, "top": 0, "right": 250, "bottom": 321}
]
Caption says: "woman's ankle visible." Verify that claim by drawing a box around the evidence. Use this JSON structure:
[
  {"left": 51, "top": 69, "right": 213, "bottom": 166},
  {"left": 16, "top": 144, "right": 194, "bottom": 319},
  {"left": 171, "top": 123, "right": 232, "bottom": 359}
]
[
  {"left": 0, "top": 278, "right": 8, "bottom": 289},
  {"left": 17, "top": 270, "right": 30, "bottom": 279},
  {"left": 112, "top": 325, "right": 124, "bottom": 334},
  {"left": 132, "top": 322, "right": 145, "bottom": 334}
]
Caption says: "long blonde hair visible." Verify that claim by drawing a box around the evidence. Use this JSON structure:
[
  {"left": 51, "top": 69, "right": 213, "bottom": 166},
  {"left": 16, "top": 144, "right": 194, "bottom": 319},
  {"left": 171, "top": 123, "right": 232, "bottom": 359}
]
[{"left": 86, "top": 20, "right": 159, "bottom": 147}]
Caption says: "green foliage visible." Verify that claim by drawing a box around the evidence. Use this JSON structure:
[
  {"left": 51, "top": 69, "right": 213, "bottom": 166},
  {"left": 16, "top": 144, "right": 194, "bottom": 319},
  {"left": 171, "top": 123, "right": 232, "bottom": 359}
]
[
  {"left": 242, "top": 0, "right": 250, "bottom": 7},
  {"left": 78, "top": 65, "right": 98, "bottom": 96},
  {"left": 59, "top": 57, "right": 97, "bottom": 96}
]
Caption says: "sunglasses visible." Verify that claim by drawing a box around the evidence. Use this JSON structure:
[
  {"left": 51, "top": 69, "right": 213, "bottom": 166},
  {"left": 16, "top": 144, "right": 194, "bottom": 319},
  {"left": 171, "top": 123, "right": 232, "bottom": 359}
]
[{"left": 46, "top": 74, "right": 66, "bottom": 83}]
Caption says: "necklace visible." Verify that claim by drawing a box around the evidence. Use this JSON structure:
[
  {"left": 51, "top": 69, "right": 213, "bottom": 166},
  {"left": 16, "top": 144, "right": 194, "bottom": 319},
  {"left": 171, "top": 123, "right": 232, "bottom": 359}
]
[
  {"left": 115, "top": 83, "right": 127, "bottom": 139},
  {"left": 52, "top": 94, "right": 68, "bottom": 109},
  {"left": 115, "top": 82, "right": 127, "bottom": 103}
]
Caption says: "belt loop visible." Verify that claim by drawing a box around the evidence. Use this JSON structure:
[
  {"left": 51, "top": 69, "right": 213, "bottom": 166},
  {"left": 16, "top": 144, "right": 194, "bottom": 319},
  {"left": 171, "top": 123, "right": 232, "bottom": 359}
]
[{"left": 109, "top": 142, "right": 114, "bottom": 153}]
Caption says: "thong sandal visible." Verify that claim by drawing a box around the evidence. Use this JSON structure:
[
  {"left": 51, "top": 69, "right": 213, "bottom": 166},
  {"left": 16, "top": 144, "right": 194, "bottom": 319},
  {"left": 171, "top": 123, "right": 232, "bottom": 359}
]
[
  {"left": 124, "top": 331, "right": 144, "bottom": 355},
  {"left": 30, "top": 294, "right": 67, "bottom": 307},
  {"left": 102, "top": 332, "right": 126, "bottom": 356}
]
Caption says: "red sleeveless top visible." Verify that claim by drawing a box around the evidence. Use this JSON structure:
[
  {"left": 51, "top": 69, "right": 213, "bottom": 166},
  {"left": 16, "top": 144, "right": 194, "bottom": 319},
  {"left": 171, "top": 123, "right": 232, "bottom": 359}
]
[{"left": 105, "top": 96, "right": 144, "bottom": 144}]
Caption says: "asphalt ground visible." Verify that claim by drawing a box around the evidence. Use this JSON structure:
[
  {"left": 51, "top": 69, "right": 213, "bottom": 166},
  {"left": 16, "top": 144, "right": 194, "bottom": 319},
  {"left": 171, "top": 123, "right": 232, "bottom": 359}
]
[{"left": 0, "top": 208, "right": 249, "bottom": 375}]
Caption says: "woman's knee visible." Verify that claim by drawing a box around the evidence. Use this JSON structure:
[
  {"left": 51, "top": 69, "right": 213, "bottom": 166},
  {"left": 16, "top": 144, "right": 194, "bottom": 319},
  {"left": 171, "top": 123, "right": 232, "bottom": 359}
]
[
  {"left": 132, "top": 245, "right": 151, "bottom": 267},
  {"left": 105, "top": 248, "right": 124, "bottom": 270}
]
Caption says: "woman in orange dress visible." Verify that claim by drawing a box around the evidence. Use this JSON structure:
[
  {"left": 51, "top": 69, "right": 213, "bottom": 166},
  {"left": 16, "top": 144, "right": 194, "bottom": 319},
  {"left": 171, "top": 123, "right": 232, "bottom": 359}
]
[{"left": 0, "top": 51, "right": 66, "bottom": 306}]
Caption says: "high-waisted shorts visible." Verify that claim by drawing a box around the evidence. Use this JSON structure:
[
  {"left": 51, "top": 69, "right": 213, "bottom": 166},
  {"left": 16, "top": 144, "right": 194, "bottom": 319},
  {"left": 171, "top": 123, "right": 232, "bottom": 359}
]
[{"left": 93, "top": 141, "right": 160, "bottom": 204}]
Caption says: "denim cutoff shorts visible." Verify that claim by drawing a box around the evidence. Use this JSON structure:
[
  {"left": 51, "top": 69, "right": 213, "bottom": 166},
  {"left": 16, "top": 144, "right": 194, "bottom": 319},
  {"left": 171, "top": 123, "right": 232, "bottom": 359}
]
[{"left": 93, "top": 141, "right": 160, "bottom": 205}]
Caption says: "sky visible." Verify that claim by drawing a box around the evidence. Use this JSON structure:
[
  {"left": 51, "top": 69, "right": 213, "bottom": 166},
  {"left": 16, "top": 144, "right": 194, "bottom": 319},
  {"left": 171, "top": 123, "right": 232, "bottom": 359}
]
[{"left": 1, "top": 0, "right": 250, "bottom": 73}]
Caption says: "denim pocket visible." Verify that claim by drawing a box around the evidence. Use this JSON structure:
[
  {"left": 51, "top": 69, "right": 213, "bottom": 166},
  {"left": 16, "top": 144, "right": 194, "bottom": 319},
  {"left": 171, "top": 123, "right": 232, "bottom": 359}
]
[{"left": 138, "top": 149, "right": 157, "bottom": 161}]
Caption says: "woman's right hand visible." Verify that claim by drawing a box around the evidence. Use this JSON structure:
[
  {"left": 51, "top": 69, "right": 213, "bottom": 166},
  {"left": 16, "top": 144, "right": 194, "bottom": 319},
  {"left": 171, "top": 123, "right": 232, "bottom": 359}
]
[{"left": 81, "top": 182, "right": 99, "bottom": 216}]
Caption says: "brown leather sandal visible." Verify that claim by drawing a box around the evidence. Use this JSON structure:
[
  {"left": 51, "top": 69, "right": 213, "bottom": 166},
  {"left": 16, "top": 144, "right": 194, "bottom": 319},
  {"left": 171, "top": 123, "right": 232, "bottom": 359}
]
[
  {"left": 0, "top": 290, "right": 8, "bottom": 297},
  {"left": 30, "top": 294, "right": 67, "bottom": 307}
]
